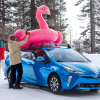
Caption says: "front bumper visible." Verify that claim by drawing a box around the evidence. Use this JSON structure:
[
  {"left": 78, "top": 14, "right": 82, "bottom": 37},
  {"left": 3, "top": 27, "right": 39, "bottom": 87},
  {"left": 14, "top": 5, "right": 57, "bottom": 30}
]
[
  {"left": 60, "top": 74, "right": 100, "bottom": 90},
  {"left": 74, "top": 83, "right": 100, "bottom": 90}
]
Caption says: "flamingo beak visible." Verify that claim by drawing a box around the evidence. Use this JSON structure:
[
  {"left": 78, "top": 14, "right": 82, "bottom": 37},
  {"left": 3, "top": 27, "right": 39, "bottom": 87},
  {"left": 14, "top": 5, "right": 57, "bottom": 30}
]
[{"left": 44, "top": 9, "right": 50, "bottom": 19}]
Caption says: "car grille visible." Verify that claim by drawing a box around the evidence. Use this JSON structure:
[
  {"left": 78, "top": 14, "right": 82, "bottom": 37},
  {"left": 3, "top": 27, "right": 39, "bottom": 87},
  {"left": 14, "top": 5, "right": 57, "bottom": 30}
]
[
  {"left": 81, "top": 76, "right": 100, "bottom": 79},
  {"left": 76, "top": 83, "right": 100, "bottom": 88}
]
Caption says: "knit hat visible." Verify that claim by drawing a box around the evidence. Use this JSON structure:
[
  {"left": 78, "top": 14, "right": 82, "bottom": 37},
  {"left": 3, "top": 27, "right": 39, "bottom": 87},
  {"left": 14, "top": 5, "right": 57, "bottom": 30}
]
[
  {"left": 0, "top": 41, "right": 3, "bottom": 47},
  {"left": 9, "top": 35, "right": 16, "bottom": 41}
]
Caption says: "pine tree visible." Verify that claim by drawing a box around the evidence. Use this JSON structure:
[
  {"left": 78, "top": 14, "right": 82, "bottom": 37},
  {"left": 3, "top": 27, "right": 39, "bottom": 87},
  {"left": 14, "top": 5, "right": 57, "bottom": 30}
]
[
  {"left": 0, "top": 0, "right": 12, "bottom": 43},
  {"left": 75, "top": 0, "right": 96, "bottom": 53}
]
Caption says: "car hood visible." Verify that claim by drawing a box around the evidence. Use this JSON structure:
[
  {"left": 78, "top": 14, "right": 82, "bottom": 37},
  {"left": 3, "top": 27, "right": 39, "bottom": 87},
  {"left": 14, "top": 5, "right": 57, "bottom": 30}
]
[{"left": 59, "top": 62, "right": 100, "bottom": 75}]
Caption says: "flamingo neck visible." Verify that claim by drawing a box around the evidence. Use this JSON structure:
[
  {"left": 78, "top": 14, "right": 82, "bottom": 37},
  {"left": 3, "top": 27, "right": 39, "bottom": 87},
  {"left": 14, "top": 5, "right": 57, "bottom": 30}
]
[{"left": 36, "top": 13, "right": 49, "bottom": 29}]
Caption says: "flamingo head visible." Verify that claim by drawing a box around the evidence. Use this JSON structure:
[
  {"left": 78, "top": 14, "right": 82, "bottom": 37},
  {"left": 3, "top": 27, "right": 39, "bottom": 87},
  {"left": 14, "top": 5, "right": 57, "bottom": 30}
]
[{"left": 37, "top": 5, "right": 50, "bottom": 19}]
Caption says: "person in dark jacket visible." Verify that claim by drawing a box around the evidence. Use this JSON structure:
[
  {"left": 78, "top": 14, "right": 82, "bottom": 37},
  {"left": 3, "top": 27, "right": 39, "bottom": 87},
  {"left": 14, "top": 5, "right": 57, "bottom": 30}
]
[
  {"left": 8, "top": 31, "right": 30, "bottom": 89},
  {"left": 0, "top": 41, "right": 6, "bottom": 77}
]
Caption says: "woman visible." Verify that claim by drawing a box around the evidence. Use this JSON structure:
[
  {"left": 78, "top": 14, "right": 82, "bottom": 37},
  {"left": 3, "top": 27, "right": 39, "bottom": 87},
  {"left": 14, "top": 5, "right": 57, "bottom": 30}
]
[{"left": 8, "top": 32, "right": 29, "bottom": 89}]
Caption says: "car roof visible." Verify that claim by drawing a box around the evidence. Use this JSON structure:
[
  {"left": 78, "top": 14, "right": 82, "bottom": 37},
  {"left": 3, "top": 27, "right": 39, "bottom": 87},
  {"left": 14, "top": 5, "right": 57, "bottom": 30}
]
[{"left": 21, "top": 43, "right": 71, "bottom": 52}]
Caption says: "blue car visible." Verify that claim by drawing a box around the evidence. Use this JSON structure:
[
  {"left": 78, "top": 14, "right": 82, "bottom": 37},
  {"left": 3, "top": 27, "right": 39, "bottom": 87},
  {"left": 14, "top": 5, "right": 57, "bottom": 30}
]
[{"left": 4, "top": 44, "right": 100, "bottom": 94}]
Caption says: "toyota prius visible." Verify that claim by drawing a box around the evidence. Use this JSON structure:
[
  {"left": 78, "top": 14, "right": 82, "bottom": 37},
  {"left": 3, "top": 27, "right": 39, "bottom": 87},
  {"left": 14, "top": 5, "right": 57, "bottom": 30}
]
[{"left": 4, "top": 44, "right": 100, "bottom": 94}]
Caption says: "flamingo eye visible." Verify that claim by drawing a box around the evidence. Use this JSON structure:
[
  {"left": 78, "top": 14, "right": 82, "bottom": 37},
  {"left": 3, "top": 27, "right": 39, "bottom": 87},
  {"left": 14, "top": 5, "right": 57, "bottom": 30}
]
[{"left": 42, "top": 8, "right": 43, "bottom": 10}]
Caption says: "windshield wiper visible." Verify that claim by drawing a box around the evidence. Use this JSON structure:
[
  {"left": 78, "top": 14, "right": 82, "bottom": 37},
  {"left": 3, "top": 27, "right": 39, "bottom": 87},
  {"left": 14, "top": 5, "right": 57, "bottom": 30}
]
[
  {"left": 55, "top": 60, "right": 63, "bottom": 62},
  {"left": 71, "top": 61, "right": 87, "bottom": 62}
]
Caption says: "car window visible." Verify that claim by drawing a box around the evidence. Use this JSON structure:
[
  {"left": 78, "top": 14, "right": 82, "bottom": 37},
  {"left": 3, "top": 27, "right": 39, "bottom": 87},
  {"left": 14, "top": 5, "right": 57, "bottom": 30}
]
[
  {"left": 32, "top": 48, "right": 46, "bottom": 61},
  {"left": 46, "top": 48, "right": 90, "bottom": 62},
  {"left": 31, "top": 53, "right": 36, "bottom": 60},
  {"left": 21, "top": 51, "right": 31, "bottom": 59}
]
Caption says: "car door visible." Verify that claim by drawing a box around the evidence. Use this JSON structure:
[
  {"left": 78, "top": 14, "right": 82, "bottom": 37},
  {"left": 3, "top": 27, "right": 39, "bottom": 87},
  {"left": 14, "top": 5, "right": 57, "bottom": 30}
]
[
  {"left": 27, "top": 48, "right": 49, "bottom": 86},
  {"left": 21, "top": 51, "right": 34, "bottom": 83}
]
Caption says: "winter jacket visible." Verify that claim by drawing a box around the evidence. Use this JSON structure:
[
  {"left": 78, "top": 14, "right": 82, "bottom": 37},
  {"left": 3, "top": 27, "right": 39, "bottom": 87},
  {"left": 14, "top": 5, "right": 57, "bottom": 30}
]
[
  {"left": 0, "top": 47, "right": 6, "bottom": 59},
  {"left": 0, "top": 41, "right": 3, "bottom": 47},
  {"left": 8, "top": 35, "right": 28, "bottom": 65}
]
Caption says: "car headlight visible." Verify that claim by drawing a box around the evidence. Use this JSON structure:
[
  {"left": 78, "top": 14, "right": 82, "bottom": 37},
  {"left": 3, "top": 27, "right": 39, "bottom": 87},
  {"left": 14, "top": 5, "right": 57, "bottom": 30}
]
[{"left": 63, "top": 66, "right": 84, "bottom": 74}]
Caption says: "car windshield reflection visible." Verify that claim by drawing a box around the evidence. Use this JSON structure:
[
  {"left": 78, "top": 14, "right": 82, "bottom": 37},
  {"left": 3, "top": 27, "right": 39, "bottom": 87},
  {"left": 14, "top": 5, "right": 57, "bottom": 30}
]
[{"left": 46, "top": 48, "right": 90, "bottom": 62}]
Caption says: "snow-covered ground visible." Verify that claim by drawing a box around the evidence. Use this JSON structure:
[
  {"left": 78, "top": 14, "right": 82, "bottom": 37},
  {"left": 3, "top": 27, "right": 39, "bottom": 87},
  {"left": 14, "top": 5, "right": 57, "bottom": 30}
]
[{"left": 0, "top": 53, "right": 100, "bottom": 100}]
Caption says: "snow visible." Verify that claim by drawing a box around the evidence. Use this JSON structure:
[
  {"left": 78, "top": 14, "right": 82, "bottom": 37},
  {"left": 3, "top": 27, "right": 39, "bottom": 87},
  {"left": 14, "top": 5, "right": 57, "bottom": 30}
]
[
  {"left": 83, "top": 53, "right": 100, "bottom": 66},
  {"left": 0, "top": 52, "right": 100, "bottom": 100}
]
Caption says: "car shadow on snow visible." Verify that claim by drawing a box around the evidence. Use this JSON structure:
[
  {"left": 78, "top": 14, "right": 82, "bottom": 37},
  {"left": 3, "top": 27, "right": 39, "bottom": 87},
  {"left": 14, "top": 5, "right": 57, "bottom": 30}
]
[
  {"left": 21, "top": 83, "right": 100, "bottom": 97},
  {"left": 60, "top": 90, "right": 100, "bottom": 97},
  {"left": 21, "top": 83, "right": 50, "bottom": 91}
]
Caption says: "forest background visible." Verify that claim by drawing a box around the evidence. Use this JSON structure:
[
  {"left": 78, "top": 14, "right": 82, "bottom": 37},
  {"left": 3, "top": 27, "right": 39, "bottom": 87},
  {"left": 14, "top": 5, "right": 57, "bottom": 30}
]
[{"left": 0, "top": 0, "right": 100, "bottom": 53}]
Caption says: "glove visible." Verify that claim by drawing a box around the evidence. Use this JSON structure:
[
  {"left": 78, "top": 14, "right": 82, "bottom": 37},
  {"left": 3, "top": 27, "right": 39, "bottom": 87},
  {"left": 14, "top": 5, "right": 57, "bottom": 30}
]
[{"left": 26, "top": 32, "right": 30, "bottom": 35}]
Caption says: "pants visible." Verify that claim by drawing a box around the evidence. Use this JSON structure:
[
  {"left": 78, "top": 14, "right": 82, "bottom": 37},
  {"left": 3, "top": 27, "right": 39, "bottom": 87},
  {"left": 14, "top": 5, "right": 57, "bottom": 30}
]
[
  {"left": 10, "top": 63, "right": 23, "bottom": 87},
  {"left": 0, "top": 59, "right": 5, "bottom": 75}
]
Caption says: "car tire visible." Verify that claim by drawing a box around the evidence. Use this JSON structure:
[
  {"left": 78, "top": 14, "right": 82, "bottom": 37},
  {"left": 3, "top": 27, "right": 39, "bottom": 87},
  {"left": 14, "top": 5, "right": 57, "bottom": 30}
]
[
  {"left": 7, "top": 69, "right": 11, "bottom": 83},
  {"left": 90, "top": 89, "right": 98, "bottom": 92},
  {"left": 49, "top": 74, "right": 61, "bottom": 94}
]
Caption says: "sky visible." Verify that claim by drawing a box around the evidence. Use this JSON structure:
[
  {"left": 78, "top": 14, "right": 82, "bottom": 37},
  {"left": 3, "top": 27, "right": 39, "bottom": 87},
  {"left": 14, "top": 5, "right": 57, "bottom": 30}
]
[{"left": 65, "top": 0, "right": 83, "bottom": 40}]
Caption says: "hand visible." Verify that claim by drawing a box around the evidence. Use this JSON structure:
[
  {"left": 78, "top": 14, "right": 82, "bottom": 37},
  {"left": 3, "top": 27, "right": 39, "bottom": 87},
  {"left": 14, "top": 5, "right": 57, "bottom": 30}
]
[{"left": 26, "top": 32, "right": 30, "bottom": 35}]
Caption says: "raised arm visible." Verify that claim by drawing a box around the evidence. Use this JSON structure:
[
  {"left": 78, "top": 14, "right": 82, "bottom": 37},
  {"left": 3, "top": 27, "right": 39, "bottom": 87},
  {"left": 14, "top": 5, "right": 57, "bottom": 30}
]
[{"left": 18, "top": 35, "right": 29, "bottom": 46}]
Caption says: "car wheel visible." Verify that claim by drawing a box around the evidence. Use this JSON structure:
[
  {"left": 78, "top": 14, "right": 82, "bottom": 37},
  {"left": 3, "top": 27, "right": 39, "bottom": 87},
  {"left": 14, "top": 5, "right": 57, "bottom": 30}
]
[
  {"left": 49, "top": 74, "right": 61, "bottom": 94},
  {"left": 90, "top": 89, "right": 98, "bottom": 92},
  {"left": 7, "top": 69, "right": 11, "bottom": 83}
]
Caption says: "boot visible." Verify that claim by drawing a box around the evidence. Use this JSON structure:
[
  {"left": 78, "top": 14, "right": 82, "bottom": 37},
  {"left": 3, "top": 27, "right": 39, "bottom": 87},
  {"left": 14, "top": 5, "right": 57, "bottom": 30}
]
[
  {"left": 9, "top": 83, "right": 14, "bottom": 89},
  {"left": 14, "top": 85, "right": 23, "bottom": 89}
]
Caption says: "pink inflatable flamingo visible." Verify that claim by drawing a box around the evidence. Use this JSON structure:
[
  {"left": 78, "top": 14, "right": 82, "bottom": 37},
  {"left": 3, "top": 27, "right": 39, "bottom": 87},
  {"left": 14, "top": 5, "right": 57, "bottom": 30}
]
[
  {"left": 21, "top": 5, "right": 62, "bottom": 47},
  {"left": 8, "top": 5, "right": 63, "bottom": 48}
]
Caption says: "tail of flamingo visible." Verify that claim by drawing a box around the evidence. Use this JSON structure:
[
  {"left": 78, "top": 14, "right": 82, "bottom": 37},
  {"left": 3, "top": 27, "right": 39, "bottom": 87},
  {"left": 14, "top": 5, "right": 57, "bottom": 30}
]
[{"left": 53, "top": 31, "right": 63, "bottom": 44}]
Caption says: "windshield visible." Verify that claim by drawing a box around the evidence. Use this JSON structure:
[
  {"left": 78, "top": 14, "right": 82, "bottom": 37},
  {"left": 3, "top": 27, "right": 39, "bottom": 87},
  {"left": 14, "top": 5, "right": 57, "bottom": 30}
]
[{"left": 46, "top": 48, "right": 90, "bottom": 62}]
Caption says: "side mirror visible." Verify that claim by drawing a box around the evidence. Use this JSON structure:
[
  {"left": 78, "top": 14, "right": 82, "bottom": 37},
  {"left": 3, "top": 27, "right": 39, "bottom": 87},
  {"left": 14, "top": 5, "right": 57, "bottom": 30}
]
[{"left": 36, "top": 56, "right": 45, "bottom": 61}]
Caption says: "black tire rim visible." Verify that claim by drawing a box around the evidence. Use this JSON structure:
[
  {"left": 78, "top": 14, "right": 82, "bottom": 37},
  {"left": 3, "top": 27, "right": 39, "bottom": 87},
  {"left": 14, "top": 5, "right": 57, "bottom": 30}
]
[{"left": 50, "top": 77, "right": 59, "bottom": 92}]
